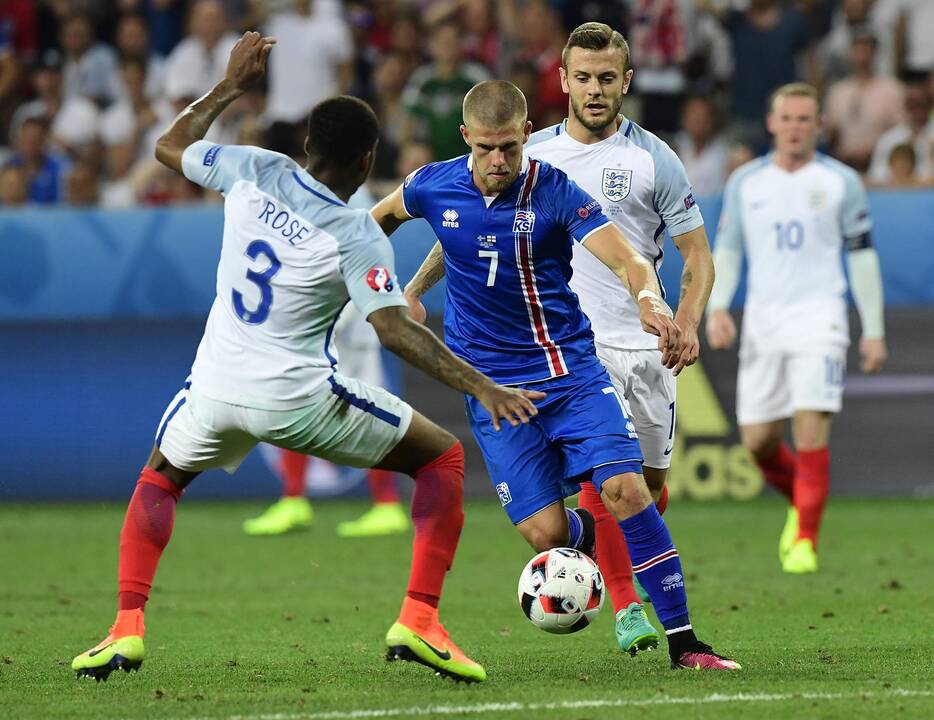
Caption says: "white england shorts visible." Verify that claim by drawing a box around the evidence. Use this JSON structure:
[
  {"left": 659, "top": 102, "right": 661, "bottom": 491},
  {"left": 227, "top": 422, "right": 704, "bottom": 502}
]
[
  {"left": 595, "top": 344, "right": 677, "bottom": 469},
  {"left": 736, "top": 344, "right": 846, "bottom": 425},
  {"left": 154, "top": 373, "right": 413, "bottom": 474}
]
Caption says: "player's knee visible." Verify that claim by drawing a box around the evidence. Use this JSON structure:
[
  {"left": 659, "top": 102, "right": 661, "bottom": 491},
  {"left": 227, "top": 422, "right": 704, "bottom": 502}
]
[
  {"left": 642, "top": 466, "right": 668, "bottom": 495},
  {"left": 740, "top": 430, "right": 780, "bottom": 460},
  {"left": 599, "top": 474, "right": 651, "bottom": 517},
  {"left": 522, "top": 523, "right": 568, "bottom": 552}
]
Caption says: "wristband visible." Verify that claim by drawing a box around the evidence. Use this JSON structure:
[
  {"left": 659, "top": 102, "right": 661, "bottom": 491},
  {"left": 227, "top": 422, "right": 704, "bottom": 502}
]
[{"left": 638, "top": 289, "right": 661, "bottom": 302}]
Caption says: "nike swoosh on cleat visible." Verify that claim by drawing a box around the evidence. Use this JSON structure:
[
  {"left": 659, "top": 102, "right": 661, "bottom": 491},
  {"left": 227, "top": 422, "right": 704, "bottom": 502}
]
[
  {"left": 419, "top": 638, "right": 452, "bottom": 661},
  {"left": 88, "top": 643, "right": 115, "bottom": 658}
]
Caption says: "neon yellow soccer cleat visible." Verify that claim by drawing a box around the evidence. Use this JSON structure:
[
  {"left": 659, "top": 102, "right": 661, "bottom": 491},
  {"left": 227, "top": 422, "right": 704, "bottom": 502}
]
[
  {"left": 782, "top": 537, "right": 818, "bottom": 574},
  {"left": 337, "top": 502, "right": 410, "bottom": 538},
  {"left": 778, "top": 507, "right": 799, "bottom": 563},
  {"left": 72, "top": 609, "right": 145, "bottom": 682},
  {"left": 243, "top": 496, "right": 313, "bottom": 536},
  {"left": 386, "top": 601, "right": 486, "bottom": 684}
]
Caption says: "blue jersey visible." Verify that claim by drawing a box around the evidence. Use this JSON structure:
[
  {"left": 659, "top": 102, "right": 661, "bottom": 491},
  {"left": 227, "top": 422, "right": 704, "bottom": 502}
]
[{"left": 403, "top": 154, "right": 612, "bottom": 384}]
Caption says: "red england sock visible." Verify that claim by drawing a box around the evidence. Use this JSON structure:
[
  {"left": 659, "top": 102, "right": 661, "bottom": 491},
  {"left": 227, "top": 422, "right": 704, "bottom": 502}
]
[
  {"left": 118, "top": 468, "right": 182, "bottom": 611},
  {"left": 280, "top": 450, "right": 308, "bottom": 498},
  {"left": 756, "top": 442, "right": 796, "bottom": 501},
  {"left": 794, "top": 447, "right": 830, "bottom": 546},
  {"left": 579, "top": 482, "right": 639, "bottom": 613},
  {"left": 656, "top": 484, "right": 669, "bottom": 515},
  {"left": 367, "top": 468, "right": 400, "bottom": 504},
  {"left": 405, "top": 442, "right": 465, "bottom": 610}
]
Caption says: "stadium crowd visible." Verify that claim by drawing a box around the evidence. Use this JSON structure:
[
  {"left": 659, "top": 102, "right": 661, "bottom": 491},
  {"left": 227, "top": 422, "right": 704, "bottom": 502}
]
[{"left": 0, "top": 0, "right": 932, "bottom": 207}]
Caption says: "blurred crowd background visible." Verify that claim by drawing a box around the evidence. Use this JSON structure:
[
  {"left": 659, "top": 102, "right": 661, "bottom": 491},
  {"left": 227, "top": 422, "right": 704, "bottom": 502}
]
[{"left": 0, "top": 0, "right": 932, "bottom": 208}]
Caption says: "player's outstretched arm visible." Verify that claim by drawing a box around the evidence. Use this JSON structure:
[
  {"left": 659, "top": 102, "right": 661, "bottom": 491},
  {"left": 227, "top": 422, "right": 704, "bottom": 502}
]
[
  {"left": 371, "top": 184, "right": 413, "bottom": 238},
  {"left": 368, "top": 306, "right": 545, "bottom": 430},
  {"left": 670, "top": 226, "right": 715, "bottom": 374},
  {"left": 403, "top": 241, "right": 445, "bottom": 323},
  {"left": 582, "top": 223, "right": 684, "bottom": 370},
  {"left": 155, "top": 31, "right": 275, "bottom": 174},
  {"left": 846, "top": 246, "right": 887, "bottom": 373}
]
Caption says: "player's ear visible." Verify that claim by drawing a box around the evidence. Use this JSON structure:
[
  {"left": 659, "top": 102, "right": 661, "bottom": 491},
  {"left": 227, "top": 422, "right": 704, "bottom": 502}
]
[
  {"left": 460, "top": 124, "right": 470, "bottom": 147},
  {"left": 523, "top": 120, "right": 532, "bottom": 143},
  {"left": 622, "top": 68, "right": 634, "bottom": 94},
  {"left": 559, "top": 65, "right": 570, "bottom": 94}
]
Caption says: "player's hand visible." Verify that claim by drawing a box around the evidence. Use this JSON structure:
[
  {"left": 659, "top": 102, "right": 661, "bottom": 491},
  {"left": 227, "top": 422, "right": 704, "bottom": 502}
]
[
  {"left": 225, "top": 31, "right": 276, "bottom": 91},
  {"left": 671, "top": 316, "right": 700, "bottom": 376},
  {"left": 638, "top": 295, "right": 682, "bottom": 369},
  {"left": 860, "top": 337, "right": 887, "bottom": 374},
  {"left": 404, "top": 292, "right": 427, "bottom": 324},
  {"left": 705, "top": 309, "right": 736, "bottom": 350},
  {"left": 476, "top": 383, "right": 546, "bottom": 431}
]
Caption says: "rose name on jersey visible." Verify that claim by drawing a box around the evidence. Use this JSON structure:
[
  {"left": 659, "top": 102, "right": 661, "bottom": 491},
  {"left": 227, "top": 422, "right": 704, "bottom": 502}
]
[{"left": 257, "top": 198, "right": 312, "bottom": 245}]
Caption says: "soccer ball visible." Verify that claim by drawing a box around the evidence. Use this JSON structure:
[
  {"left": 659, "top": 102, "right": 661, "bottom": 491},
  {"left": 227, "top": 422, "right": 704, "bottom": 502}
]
[{"left": 517, "top": 548, "right": 604, "bottom": 634}]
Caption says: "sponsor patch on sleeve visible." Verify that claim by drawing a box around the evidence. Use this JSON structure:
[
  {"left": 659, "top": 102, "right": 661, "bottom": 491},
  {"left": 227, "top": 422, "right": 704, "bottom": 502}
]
[
  {"left": 365, "top": 266, "right": 395, "bottom": 293},
  {"left": 577, "top": 199, "right": 601, "bottom": 219},
  {"left": 203, "top": 144, "right": 223, "bottom": 167},
  {"left": 683, "top": 193, "right": 696, "bottom": 210}
]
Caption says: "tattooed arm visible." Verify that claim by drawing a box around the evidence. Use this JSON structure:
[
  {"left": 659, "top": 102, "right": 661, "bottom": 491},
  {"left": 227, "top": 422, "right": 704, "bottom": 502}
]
[
  {"left": 406, "top": 241, "right": 445, "bottom": 299},
  {"left": 155, "top": 32, "right": 275, "bottom": 173},
  {"left": 368, "top": 306, "right": 543, "bottom": 430},
  {"left": 671, "top": 225, "right": 715, "bottom": 374}
]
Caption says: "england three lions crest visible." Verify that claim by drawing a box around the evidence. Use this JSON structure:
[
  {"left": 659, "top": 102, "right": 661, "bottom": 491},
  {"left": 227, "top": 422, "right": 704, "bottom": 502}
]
[{"left": 602, "top": 168, "right": 632, "bottom": 202}]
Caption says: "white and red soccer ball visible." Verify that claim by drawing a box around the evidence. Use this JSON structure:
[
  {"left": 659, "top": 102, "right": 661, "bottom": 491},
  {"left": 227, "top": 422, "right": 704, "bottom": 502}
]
[{"left": 517, "top": 548, "right": 604, "bottom": 634}]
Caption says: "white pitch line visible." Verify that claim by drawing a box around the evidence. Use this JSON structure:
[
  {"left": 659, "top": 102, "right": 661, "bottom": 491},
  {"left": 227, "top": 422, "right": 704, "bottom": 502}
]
[{"left": 209, "top": 688, "right": 934, "bottom": 720}]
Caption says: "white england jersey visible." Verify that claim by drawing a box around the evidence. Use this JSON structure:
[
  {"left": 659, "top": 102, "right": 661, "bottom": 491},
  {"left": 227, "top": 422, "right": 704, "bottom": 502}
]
[
  {"left": 526, "top": 118, "right": 704, "bottom": 349},
  {"left": 180, "top": 140, "right": 406, "bottom": 410},
  {"left": 716, "top": 153, "right": 872, "bottom": 350}
]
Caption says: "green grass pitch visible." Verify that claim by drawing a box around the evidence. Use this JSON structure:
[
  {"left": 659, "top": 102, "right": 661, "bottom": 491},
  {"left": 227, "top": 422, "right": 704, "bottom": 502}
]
[{"left": 1, "top": 498, "right": 932, "bottom": 719}]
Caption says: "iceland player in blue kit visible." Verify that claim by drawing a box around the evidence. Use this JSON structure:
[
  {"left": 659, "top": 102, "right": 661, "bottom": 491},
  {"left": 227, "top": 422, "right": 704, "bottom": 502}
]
[{"left": 373, "top": 80, "right": 739, "bottom": 670}]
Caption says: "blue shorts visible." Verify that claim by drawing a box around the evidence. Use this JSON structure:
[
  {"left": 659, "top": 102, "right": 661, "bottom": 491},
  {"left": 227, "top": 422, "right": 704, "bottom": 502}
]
[{"left": 466, "top": 362, "right": 644, "bottom": 524}]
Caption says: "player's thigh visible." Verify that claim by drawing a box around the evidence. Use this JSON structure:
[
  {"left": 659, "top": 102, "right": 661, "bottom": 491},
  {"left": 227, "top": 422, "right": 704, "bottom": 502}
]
[
  {"left": 603, "top": 348, "right": 677, "bottom": 471},
  {"left": 155, "top": 385, "right": 257, "bottom": 478},
  {"left": 515, "top": 501, "right": 571, "bottom": 552},
  {"left": 377, "top": 410, "right": 458, "bottom": 476},
  {"left": 788, "top": 347, "right": 846, "bottom": 419},
  {"left": 466, "top": 395, "right": 567, "bottom": 526},
  {"left": 263, "top": 373, "right": 414, "bottom": 471},
  {"left": 736, "top": 345, "right": 792, "bottom": 426},
  {"left": 543, "top": 368, "right": 644, "bottom": 489}
]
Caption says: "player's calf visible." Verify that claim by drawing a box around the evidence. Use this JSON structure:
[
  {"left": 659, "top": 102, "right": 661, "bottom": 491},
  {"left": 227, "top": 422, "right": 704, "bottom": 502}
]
[{"left": 600, "top": 473, "right": 740, "bottom": 670}]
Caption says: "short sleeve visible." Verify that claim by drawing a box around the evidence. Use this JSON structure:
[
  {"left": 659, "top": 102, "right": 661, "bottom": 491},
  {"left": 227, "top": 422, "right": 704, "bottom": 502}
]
[
  {"left": 652, "top": 140, "right": 705, "bottom": 237},
  {"left": 547, "top": 169, "right": 611, "bottom": 243},
  {"left": 340, "top": 212, "right": 409, "bottom": 319},
  {"left": 840, "top": 168, "right": 873, "bottom": 248},
  {"left": 715, "top": 168, "right": 745, "bottom": 254},
  {"left": 400, "top": 163, "right": 430, "bottom": 219},
  {"left": 181, "top": 140, "right": 268, "bottom": 194}
]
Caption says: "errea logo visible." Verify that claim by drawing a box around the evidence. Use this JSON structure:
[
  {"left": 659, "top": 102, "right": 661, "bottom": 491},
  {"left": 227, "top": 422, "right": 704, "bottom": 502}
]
[{"left": 442, "top": 209, "right": 460, "bottom": 228}]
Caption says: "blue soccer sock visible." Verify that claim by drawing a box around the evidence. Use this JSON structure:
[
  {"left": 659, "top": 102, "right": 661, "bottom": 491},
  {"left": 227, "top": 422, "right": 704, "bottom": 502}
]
[
  {"left": 618, "top": 504, "right": 691, "bottom": 633},
  {"left": 565, "top": 507, "right": 584, "bottom": 549}
]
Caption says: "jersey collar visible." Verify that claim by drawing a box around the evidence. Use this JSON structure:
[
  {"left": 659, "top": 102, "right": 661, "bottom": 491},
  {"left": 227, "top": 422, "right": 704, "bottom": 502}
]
[
  {"left": 292, "top": 167, "right": 347, "bottom": 207},
  {"left": 555, "top": 115, "right": 633, "bottom": 144}
]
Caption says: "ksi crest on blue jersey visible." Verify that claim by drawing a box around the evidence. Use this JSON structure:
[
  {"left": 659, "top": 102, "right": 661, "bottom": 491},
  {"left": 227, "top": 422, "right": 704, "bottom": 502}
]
[{"left": 602, "top": 168, "right": 631, "bottom": 202}]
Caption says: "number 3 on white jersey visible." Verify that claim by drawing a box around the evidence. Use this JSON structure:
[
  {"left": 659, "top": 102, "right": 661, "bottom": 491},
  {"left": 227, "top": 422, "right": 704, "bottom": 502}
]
[{"left": 479, "top": 250, "right": 498, "bottom": 286}]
